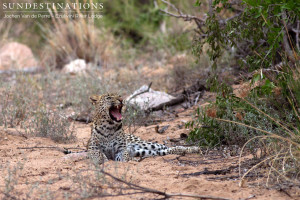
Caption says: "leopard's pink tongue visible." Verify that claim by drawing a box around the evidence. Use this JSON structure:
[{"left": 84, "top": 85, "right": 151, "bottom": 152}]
[{"left": 111, "top": 108, "right": 122, "bottom": 121}]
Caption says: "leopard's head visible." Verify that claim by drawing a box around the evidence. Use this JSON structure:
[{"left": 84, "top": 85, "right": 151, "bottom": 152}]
[{"left": 90, "top": 93, "right": 123, "bottom": 123}]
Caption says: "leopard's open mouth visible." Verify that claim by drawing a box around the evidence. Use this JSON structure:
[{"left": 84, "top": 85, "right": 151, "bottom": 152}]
[{"left": 109, "top": 104, "right": 122, "bottom": 122}]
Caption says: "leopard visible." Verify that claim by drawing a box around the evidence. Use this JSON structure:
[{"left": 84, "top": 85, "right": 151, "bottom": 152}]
[{"left": 87, "top": 93, "right": 200, "bottom": 164}]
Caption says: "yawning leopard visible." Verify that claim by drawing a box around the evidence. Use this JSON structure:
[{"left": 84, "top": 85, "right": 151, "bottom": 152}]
[{"left": 87, "top": 93, "right": 200, "bottom": 163}]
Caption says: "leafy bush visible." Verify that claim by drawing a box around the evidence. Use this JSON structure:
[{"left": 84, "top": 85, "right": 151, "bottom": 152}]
[
  {"left": 163, "top": 0, "right": 300, "bottom": 185},
  {"left": 186, "top": 85, "right": 295, "bottom": 147},
  {"left": 191, "top": 0, "right": 300, "bottom": 70}
]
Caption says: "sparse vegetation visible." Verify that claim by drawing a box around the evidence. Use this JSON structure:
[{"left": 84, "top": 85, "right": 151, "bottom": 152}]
[
  {"left": 25, "top": 108, "right": 76, "bottom": 143},
  {"left": 177, "top": 0, "right": 300, "bottom": 186},
  {"left": 1, "top": 0, "right": 300, "bottom": 199}
]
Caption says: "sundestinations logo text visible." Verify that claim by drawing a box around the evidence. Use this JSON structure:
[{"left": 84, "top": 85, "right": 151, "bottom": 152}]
[
  {"left": 2, "top": 2, "right": 103, "bottom": 10},
  {"left": 1, "top": 2, "right": 104, "bottom": 19}
]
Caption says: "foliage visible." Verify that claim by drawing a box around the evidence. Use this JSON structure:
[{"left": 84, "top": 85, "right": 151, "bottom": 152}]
[
  {"left": 187, "top": 84, "right": 290, "bottom": 147},
  {"left": 192, "top": 0, "right": 300, "bottom": 70},
  {"left": 186, "top": 60, "right": 300, "bottom": 184},
  {"left": 185, "top": 0, "right": 300, "bottom": 146}
]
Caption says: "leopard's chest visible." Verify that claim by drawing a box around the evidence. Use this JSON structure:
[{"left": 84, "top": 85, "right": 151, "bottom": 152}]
[{"left": 93, "top": 128, "right": 127, "bottom": 160}]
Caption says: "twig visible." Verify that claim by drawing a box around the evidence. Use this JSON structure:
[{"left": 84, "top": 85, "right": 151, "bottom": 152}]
[
  {"left": 100, "top": 170, "right": 231, "bottom": 200},
  {"left": 182, "top": 166, "right": 236, "bottom": 177},
  {"left": 17, "top": 146, "right": 86, "bottom": 154},
  {"left": 157, "top": 0, "right": 205, "bottom": 29},
  {"left": 282, "top": 12, "right": 298, "bottom": 63},
  {"left": 208, "top": 0, "right": 213, "bottom": 16},
  {"left": 194, "top": 92, "right": 201, "bottom": 105},
  {"left": 126, "top": 82, "right": 152, "bottom": 103},
  {"left": 297, "top": 18, "right": 299, "bottom": 51},
  {"left": 291, "top": 18, "right": 300, "bottom": 51}
]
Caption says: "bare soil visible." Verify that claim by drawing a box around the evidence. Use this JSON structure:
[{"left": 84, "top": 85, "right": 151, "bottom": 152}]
[{"left": 0, "top": 95, "right": 299, "bottom": 200}]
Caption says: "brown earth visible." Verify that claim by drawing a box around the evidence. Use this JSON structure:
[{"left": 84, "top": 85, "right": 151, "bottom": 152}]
[{"left": 0, "top": 96, "right": 299, "bottom": 200}]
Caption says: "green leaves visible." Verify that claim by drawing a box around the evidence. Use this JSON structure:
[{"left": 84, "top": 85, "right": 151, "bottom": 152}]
[
  {"left": 194, "top": 0, "right": 201, "bottom": 7},
  {"left": 193, "top": 0, "right": 300, "bottom": 71}
]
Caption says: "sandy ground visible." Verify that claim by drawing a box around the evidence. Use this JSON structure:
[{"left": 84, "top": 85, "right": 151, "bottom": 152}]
[{"left": 0, "top": 99, "right": 299, "bottom": 199}]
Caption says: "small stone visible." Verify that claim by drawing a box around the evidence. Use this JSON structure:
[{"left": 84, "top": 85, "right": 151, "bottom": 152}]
[{"left": 62, "top": 59, "right": 88, "bottom": 74}]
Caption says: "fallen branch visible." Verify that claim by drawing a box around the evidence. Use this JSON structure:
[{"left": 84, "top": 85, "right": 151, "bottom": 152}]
[
  {"left": 17, "top": 146, "right": 86, "bottom": 154},
  {"left": 147, "top": 94, "right": 186, "bottom": 112},
  {"left": 72, "top": 115, "right": 92, "bottom": 123},
  {"left": 146, "top": 80, "right": 206, "bottom": 113},
  {"left": 182, "top": 166, "right": 236, "bottom": 177},
  {"left": 68, "top": 110, "right": 92, "bottom": 123},
  {"left": 100, "top": 169, "right": 231, "bottom": 200}
]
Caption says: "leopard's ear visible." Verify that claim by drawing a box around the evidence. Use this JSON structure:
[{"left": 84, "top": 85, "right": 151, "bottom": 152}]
[{"left": 89, "top": 95, "right": 101, "bottom": 105}]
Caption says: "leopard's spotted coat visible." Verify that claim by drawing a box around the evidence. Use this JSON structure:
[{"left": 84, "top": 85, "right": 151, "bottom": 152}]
[{"left": 88, "top": 93, "right": 200, "bottom": 163}]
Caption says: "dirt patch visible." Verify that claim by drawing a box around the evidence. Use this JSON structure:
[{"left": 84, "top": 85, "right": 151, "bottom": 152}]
[{"left": 0, "top": 107, "right": 298, "bottom": 199}]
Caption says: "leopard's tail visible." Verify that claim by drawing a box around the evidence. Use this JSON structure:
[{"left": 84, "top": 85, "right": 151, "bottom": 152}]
[{"left": 127, "top": 143, "right": 200, "bottom": 158}]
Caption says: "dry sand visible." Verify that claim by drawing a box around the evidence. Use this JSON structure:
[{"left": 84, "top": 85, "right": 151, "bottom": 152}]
[{"left": 0, "top": 106, "right": 298, "bottom": 199}]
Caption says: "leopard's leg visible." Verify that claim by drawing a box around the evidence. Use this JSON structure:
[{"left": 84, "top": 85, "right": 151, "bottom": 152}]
[
  {"left": 87, "top": 136, "right": 108, "bottom": 164},
  {"left": 163, "top": 146, "right": 200, "bottom": 155},
  {"left": 126, "top": 143, "right": 164, "bottom": 158},
  {"left": 115, "top": 150, "right": 129, "bottom": 162},
  {"left": 114, "top": 149, "right": 141, "bottom": 162}
]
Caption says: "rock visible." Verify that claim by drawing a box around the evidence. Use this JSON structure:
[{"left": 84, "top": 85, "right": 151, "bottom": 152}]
[
  {"left": 62, "top": 59, "right": 88, "bottom": 74},
  {"left": 126, "top": 85, "right": 176, "bottom": 110},
  {"left": 0, "top": 42, "right": 38, "bottom": 70}
]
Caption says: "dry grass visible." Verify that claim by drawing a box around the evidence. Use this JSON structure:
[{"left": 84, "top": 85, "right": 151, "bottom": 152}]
[
  {"left": 41, "top": 2, "right": 118, "bottom": 69},
  {"left": 0, "top": 20, "right": 12, "bottom": 45},
  {"left": 215, "top": 97, "right": 300, "bottom": 187}
]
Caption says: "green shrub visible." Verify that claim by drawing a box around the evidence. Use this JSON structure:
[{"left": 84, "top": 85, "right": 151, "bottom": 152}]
[{"left": 190, "top": 0, "right": 300, "bottom": 70}]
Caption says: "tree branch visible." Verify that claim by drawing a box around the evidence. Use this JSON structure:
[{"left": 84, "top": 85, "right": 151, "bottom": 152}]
[
  {"left": 157, "top": 0, "right": 205, "bottom": 29},
  {"left": 291, "top": 18, "right": 300, "bottom": 51},
  {"left": 282, "top": 12, "right": 298, "bottom": 63}
]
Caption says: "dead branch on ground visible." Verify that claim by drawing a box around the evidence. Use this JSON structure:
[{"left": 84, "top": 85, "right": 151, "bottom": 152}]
[
  {"left": 146, "top": 80, "right": 206, "bottom": 112},
  {"left": 17, "top": 146, "right": 86, "bottom": 154},
  {"left": 98, "top": 169, "right": 232, "bottom": 200}
]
